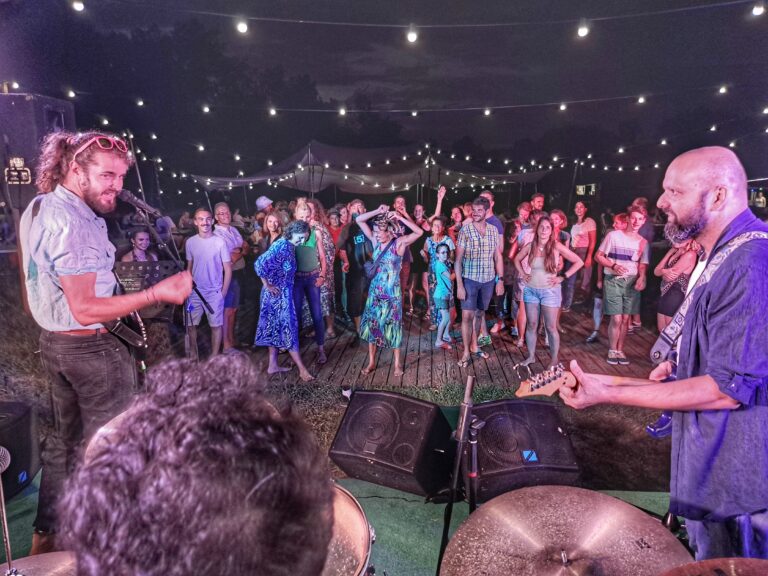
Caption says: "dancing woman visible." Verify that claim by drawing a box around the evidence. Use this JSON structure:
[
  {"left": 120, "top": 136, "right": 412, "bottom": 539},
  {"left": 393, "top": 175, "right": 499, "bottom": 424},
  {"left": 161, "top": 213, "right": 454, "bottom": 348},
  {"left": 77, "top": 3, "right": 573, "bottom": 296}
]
[
  {"left": 357, "top": 205, "right": 424, "bottom": 377},
  {"left": 514, "top": 215, "right": 583, "bottom": 368},
  {"left": 254, "top": 220, "right": 315, "bottom": 382}
]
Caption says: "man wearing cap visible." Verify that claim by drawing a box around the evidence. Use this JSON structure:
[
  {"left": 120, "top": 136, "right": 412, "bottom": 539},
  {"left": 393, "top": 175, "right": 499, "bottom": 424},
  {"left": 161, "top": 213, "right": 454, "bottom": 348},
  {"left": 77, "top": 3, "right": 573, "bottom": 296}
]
[{"left": 256, "top": 195, "right": 274, "bottom": 216}]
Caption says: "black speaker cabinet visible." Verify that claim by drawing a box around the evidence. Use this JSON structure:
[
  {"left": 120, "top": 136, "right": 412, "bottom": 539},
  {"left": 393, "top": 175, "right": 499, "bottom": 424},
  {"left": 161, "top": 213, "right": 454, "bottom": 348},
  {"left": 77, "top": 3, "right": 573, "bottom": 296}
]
[
  {"left": 0, "top": 93, "right": 76, "bottom": 210},
  {"left": 330, "top": 390, "right": 453, "bottom": 496},
  {"left": 470, "top": 399, "right": 579, "bottom": 502},
  {"left": 0, "top": 402, "right": 40, "bottom": 501}
]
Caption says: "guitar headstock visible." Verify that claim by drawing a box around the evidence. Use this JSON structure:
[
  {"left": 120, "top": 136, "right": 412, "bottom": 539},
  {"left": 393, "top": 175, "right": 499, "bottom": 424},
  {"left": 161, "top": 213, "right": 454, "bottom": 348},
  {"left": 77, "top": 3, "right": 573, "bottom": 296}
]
[{"left": 515, "top": 363, "right": 576, "bottom": 398}]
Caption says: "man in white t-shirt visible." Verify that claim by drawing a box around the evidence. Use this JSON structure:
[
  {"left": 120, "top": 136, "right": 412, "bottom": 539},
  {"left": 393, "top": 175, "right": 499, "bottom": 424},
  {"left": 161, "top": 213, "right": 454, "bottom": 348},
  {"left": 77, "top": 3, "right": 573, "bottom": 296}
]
[
  {"left": 595, "top": 206, "right": 648, "bottom": 365},
  {"left": 213, "top": 202, "right": 250, "bottom": 353},
  {"left": 186, "top": 207, "right": 232, "bottom": 356}
]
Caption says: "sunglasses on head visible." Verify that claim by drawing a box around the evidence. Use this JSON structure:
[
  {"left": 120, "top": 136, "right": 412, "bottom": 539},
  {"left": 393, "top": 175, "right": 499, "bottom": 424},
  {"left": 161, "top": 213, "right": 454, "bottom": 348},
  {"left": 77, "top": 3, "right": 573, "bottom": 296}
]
[{"left": 72, "top": 135, "right": 128, "bottom": 164}]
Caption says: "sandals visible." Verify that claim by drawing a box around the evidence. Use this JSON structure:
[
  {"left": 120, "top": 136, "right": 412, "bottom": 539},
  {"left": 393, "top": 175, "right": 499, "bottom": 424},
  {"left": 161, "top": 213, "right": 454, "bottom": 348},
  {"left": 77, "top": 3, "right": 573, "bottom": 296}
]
[
  {"left": 473, "top": 350, "right": 490, "bottom": 360},
  {"left": 457, "top": 357, "right": 470, "bottom": 368}
]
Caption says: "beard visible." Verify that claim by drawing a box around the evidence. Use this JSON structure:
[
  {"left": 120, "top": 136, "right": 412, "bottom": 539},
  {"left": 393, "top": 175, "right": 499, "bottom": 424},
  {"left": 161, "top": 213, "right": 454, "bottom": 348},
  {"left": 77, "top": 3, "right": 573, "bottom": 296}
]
[
  {"left": 79, "top": 177, "right": 117, "bottom": 214},
  {"left": 663, "top": 196, "right": 708, "bottom": 244}
]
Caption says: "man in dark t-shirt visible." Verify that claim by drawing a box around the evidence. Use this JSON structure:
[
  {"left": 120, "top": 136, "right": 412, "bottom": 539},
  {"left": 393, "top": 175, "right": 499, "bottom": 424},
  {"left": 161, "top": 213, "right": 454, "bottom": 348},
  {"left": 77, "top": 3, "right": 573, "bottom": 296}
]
[{"left": 337, "top": 199, "right": 373, "bottom": 341}]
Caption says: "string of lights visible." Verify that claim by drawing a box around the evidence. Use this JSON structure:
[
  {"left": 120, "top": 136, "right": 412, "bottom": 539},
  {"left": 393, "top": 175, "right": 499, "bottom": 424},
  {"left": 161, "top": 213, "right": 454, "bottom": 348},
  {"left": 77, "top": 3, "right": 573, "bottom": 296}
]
[{"left": 75, "top": 0, "right": 766, "bottom": 43}]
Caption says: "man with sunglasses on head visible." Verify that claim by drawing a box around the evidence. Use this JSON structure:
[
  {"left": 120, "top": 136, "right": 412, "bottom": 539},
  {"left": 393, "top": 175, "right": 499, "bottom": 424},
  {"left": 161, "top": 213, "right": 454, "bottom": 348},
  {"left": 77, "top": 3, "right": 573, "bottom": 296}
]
[{"left": 20, "top": 130, "right": 193, "bottom": 554}]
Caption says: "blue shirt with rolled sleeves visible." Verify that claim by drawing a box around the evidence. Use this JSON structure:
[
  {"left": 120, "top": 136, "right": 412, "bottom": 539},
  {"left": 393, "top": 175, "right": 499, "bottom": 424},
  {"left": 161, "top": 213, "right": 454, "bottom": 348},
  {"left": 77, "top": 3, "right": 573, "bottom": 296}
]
[
  {"left": 671, "top": 209, "right": 768, "bottom": 521},
  {"left": 20, "top": 185, "right": 117, "bottom": 331}
]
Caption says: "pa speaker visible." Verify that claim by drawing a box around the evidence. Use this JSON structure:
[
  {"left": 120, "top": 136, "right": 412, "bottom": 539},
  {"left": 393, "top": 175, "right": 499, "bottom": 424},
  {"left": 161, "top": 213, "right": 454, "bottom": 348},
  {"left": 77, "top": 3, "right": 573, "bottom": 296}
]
[
  {"left": 0, "top": 93, "right": 76, "bottom": 210},
  {"left": 0, "top": 402, "right": 40, "bottom": 501},
  {"left": 469, "top": 399, "right": 579, "bottom": 502},
  {"left": 330, "top": 390, "right": 453, "bottom": 496}
]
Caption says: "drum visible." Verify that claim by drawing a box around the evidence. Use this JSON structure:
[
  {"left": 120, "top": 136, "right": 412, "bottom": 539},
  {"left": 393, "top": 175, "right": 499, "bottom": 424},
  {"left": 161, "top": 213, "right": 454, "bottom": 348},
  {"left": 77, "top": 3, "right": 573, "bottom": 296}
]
[
  {"left": 83, "top": 408, "right": 133, "bottom": 463},
  {"left": 322, "top": 483, "right": 375, "bottom": 576},
  {"left": 7, "top": 551, "right": 76, "bottom": 575}
]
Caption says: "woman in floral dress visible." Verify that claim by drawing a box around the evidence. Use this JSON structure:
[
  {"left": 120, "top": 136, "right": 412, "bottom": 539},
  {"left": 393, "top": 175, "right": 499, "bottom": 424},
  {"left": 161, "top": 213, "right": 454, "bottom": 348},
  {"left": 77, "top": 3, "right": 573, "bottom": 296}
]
[
  {"left": 254, "top": 220, "right": 314, "bottom": 382},
  {"left": 357, "top": 205, "right": 424, "bottom": 377}
]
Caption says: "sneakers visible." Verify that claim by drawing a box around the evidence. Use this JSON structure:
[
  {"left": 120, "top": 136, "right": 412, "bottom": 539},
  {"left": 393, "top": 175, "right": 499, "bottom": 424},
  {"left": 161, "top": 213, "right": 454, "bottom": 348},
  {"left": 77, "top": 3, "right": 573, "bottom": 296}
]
[
  {"left": 646, "top": 411, "right": 673, "bottom": 439},
  {"left": 477, "top": 334, "right": 492, "bottom": 347},
  {"left": 586, "top": 330, "right": 599, "bottom": 343},
  {"left": 490, "top": 322, "right": 503, "bottom": 334},
  {"left": 616, "top": 351, "right": 630, "bottom": 366},
  {"left": 607, "top": 350, "right": 620, "bottom": 365}
]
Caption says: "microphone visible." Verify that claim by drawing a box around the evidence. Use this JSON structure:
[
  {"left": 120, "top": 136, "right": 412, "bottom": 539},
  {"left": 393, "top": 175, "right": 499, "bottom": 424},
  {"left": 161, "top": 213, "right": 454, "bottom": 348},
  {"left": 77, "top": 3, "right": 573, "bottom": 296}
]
[
  {"left": 0, "top": 447, "right": 9, "bottom": 474},
  {"left": 118, "top": 189, "right": 162, "bottom": 218}
]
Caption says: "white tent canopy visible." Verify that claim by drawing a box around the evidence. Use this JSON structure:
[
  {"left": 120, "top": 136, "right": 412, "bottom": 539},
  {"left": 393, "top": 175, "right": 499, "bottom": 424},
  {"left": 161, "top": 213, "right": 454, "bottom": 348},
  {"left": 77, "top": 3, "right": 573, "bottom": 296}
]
[{"left": 193, "top": 140, "right": 549, "bottom": 195}]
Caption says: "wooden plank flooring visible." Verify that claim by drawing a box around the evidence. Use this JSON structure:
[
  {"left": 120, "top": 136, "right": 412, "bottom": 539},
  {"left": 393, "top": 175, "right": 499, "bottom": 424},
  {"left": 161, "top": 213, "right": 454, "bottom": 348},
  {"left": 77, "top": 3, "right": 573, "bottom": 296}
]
[{"left": 253, "top": 307, "right": 658, "bottom": 391}]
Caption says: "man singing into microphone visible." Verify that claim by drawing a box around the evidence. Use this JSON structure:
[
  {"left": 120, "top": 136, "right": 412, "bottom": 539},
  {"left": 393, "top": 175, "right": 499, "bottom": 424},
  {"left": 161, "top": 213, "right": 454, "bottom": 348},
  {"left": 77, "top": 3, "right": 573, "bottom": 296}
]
[{"left": 19, "top": 130, "right": 193, "bottom": 554}]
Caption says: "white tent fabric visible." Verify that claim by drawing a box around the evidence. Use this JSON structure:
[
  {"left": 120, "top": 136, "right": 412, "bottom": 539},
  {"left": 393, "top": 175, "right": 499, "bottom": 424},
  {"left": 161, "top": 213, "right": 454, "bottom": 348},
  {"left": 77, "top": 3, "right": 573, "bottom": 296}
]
[{"left": 193, "top": 140, "right": 549, "bottom": 195}]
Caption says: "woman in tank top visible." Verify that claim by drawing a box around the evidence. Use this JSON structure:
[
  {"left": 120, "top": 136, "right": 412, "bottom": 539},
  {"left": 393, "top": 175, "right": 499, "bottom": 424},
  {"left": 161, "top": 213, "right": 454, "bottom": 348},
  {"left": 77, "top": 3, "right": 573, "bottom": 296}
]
[
  {"left": 514, "top": 215, "right": 583, "bottom": 368},
  {"left": 653, "top": 238, "right": 699, "bottom": 331}
]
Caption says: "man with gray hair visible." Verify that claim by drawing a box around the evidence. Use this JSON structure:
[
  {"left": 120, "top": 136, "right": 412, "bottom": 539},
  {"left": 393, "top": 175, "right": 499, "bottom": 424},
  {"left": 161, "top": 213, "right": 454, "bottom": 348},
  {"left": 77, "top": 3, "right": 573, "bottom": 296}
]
[{"left": 561, "top": 147, "right": 768, "bottom": 560}]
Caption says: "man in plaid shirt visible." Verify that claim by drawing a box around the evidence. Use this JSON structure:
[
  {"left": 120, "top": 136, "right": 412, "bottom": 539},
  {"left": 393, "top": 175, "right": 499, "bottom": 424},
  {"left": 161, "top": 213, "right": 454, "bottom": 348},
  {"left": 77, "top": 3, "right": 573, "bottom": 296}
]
[{"left": 455, "top": 196, "right": 504, "bottom": 368}]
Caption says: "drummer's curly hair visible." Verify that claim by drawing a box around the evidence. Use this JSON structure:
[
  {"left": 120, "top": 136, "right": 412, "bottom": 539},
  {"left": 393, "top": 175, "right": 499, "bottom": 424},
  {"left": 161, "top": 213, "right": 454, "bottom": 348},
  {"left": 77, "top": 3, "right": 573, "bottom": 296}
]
[{"left": 58, "top": 352, "right": 333, "bottom": 576}]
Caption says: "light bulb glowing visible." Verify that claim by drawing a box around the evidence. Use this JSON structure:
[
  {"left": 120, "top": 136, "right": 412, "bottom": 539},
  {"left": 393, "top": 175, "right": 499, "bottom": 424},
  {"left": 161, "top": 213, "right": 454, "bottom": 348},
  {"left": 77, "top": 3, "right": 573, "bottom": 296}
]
[
  {"left": 202, "top": 105, "right": 211, "bottom": 113},
  {"left": 559, "top": 103, "right": 567, "bottom": 111},
  {"left": 637, "top": 96, "right": 646, "bottom": 104},
  {"left": 729, "top": 141, "right": 736, "bottom": 148},
  {"left": 236, "top": 21, "right": 248, "bottom": 34},
  {"left": 484, "top": 108, "right": 491, "bottom": 116},
  {"left": 407, "top": 26, "right": 418, "bottom": 43},
  {"left": 661, "top": 138, "right": 668, "bottom": 145},
  {"left": 137, "top": 99, "right": 144, "bottom": 107},
  {"left": 72, "top": 1, "right": 85, "bottom": 12},
  {"left": 101, "top": 118, "right": 109, "bottom": 126},
  {"left": 67, "top": 90, "right": 76, "bottom": 98},
  {"left": 577, "top": 19, "right": 590, "bottom": 37},
  {"left": 339, "top": 107, "right": 347, "bottom": 116},
  {"left": 718, "top": 85, "right": 728, "bottom": 94},
  {"left": 411, "top": 111, "right": 418, "bottom": 117},
  {"left": 618, "top": 147, "right": 624, "bottom": 154},
  {"left": 710, "top": 124, "right": 717, "bottom": 131},
  {"left": 753, "top": 3, "right": 765, "bottom": 16},
  {"left": 268, "top": 107, "right": 276, "bottom": 116},
  {"left": 197, "top": 144, "right": 205, "bottom": 152},
  {"left": 150, "top": 133, "right": 157, "bottom": 140}
]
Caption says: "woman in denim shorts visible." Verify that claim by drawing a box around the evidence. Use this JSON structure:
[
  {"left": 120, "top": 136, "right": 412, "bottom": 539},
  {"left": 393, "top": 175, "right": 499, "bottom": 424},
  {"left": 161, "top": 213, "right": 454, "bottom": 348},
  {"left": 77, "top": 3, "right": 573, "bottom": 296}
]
[{"left": 514, "top": 216, "right": 584, "bottom": 368}]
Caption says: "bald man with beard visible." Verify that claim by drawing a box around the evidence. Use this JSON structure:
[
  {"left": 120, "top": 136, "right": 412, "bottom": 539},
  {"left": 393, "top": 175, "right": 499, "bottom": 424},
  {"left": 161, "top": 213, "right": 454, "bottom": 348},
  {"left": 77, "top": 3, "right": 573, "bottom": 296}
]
[{"left": 560, "top": 147, "right": 768, "bottom": 560}]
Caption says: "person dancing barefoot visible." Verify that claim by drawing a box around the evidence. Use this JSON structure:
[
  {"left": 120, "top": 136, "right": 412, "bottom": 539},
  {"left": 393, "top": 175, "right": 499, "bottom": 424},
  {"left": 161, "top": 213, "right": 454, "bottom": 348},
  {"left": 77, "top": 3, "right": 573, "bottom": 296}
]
[{"left": 357, "top": 205, "right": 424, "bottom": 377}]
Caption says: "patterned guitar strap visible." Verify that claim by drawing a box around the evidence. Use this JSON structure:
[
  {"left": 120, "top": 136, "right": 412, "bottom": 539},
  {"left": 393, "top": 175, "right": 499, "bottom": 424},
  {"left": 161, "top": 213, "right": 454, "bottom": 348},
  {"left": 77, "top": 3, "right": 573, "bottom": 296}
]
[{"left": 650, "top": 231, "right": 768, "bottom": 365}]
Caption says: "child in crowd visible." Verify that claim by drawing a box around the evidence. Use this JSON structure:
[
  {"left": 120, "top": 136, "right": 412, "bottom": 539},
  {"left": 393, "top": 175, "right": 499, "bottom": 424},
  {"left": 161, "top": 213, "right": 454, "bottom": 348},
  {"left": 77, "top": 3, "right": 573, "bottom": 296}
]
[
  {"left": 422, "top": 216, "right": 456, "bottom": 330},
  {"left": 432, "top": 243, "right": 454, "bottom": 349}
]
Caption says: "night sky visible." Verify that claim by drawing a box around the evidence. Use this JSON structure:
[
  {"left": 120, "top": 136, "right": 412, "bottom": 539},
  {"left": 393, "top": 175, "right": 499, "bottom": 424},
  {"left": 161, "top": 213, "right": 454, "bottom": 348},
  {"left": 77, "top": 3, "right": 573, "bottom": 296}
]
[{"left": 1, "top": 0, "right": 767, "bottom": 212}]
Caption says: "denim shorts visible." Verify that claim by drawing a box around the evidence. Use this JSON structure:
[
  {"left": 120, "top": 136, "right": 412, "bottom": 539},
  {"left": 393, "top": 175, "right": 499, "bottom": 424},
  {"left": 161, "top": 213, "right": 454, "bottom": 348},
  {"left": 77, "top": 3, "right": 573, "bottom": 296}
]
[
  {"left": 461, "top": 278, "right": 494, "bottom": 311},
  {"left": 223, "top": 277, "right": 240, "bottom": 309},
  {"left": 523, "top": 285, "right": 562, "bottom": 308}
]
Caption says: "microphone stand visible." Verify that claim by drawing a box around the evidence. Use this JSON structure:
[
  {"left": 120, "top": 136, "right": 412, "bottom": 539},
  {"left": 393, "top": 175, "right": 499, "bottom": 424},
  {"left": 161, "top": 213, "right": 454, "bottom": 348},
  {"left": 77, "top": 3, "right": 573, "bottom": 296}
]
[
  {"left": 0, "top": 447, "right": 13, "bottom": 574},
  {"left": 435, "top": 375, "right": 475, "bottom": 575},
  {"left": 123, "top": 201, "right": 212, "bottom": 361},
  {"left": 467, "top": 415, "right": 486, "bottom": 513}
]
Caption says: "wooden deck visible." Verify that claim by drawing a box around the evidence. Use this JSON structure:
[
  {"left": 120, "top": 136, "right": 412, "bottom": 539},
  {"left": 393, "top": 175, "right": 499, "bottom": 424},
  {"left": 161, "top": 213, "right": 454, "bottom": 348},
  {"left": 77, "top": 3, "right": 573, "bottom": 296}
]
[{"left": 254, "top": 308, "right": 658, "bottom": 390}]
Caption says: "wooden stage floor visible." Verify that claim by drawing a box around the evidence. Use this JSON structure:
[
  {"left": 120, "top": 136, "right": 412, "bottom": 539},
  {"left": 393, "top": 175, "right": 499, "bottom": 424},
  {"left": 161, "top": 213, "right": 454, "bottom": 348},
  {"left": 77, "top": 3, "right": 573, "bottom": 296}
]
[{"left": 254, "top": 308, "right": 658, "bottom": 390}]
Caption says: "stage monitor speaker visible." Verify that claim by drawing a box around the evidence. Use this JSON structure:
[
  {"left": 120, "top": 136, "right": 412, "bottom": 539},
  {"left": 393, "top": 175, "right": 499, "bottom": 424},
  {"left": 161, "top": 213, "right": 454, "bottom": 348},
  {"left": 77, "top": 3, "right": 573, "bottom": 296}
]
[
  {"left": 470, "top": 399, "right": 579, "bottom": 502},
  {"left": 0, "top": 402, "right": 40, "bottom": 501},
  {"left": 0, "top": 93, "right": 76, "bottom": 211},
  {"left": 330, "top": 390, "right": 453, "bottom": 497}
]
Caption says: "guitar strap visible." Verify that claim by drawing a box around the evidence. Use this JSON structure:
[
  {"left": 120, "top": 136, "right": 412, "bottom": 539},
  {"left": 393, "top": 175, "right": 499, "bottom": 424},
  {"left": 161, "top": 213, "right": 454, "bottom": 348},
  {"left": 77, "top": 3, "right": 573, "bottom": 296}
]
[{"left": 650, "top": 231, "right": 768, "bottom": 364}]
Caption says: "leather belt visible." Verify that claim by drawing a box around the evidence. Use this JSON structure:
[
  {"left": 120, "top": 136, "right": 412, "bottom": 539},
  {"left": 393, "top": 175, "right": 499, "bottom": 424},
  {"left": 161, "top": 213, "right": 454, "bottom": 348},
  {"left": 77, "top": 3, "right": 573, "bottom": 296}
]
[{"left": 54, "top": 327, "right": 109, "bottom": 336}]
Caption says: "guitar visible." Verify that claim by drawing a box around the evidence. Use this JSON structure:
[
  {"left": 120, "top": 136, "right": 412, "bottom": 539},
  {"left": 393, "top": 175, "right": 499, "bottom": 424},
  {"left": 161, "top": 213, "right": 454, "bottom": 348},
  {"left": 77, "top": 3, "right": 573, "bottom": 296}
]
[{"left": 515, "top": 363, "right": 576, "bottom": 398}]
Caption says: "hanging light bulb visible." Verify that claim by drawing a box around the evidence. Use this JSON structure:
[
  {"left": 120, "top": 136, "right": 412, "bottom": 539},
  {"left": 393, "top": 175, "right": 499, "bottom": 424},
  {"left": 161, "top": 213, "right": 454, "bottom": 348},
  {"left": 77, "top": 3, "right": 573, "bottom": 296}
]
[
  {"left": 234, "top": 154, "right": 241, "bottom": 161},
  {"left": 197, "top": 144, "right": 205, "bottom": 152},
  {"left": 407, "top": 25, "right": 418, "bottom": 43},
  {"left": 72, "top": 1, "right": 85, "bottom": 12},
  {"left": 202, "top": 105, "right": 211, "bottom": 113},
  {"left": 718, "top": 85, "right": 728, "bottom": 95},
  {"left": 618, "top": 146, "right": 625, "bottom": 154},
  {"left": 150, "top": 133, "right": 157, "bottom": 140},
  {"left": 411, "top": 111, "right": 418, "bottom": 117},
  {"left": 637, "top": 95, "right": 646, "bottom": 104},
  {"left": 710, "top": 124, "right": 717, "bottom": 132},
  {"left": 661, "top": 138, "right": 668, "bottom": 145},
  {"left": 484, "top": 108, "right": 491, "bottom": 116},
  {"left": 577, "top": 19, "right": 590, "bottom": 38},
  {"left": 101, "top": 117, "right": 109, "bottom": 126},
  {"left": 339, "top": 107, "right": 347, "bottom": 116},
  {"left": 236, "top": 20, "right": 248, "bottom": 34},
  {"left": 136, "top": 98, "right": 145, "bottom": 107},
  {"left": 67, "top": 90, "right": 76, "bottom": 98},
  {"left": 752, "top": 2, "right": 765, "bottom": 16},
  {"left": 559, "top": 103, "right": 567, "bottom": 111}
]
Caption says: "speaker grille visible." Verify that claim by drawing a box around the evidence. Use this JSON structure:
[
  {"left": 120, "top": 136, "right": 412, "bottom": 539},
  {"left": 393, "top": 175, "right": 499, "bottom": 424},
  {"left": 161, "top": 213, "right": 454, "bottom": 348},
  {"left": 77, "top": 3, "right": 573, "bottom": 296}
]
[{"left": 347, "top": 401, "right": 400, "bottom": 454}]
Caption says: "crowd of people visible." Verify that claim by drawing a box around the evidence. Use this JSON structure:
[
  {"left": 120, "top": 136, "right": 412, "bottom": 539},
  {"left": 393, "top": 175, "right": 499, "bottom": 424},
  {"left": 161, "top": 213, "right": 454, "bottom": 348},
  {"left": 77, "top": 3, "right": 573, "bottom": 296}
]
[{"left": 150, "top": 183, "right": 677, "bottom": 381}]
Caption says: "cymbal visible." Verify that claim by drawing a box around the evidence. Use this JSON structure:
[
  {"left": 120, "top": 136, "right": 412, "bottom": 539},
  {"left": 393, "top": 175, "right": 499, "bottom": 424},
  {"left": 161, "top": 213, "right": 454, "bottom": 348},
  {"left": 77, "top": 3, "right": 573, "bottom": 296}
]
[
  {"left": 7, "top": 552, "right": 76, "bottom": 575},
  {"left": 440, "top": 485, "right": 692, "bottom": 576},
  {"left": 658, "top": 558, "right": 768, "bottom": 575}
]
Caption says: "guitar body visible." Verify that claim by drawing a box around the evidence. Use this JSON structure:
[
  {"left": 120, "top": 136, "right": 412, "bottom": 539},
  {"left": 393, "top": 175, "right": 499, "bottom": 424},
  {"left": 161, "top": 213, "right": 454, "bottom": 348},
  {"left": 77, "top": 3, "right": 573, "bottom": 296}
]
[{"left": 515, "top": 363, "right": 576, "bottom": 398}]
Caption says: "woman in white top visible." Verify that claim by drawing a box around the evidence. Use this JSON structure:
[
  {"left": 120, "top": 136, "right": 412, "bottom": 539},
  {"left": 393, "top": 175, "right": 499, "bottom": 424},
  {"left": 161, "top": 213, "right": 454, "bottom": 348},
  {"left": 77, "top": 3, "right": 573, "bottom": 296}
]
[
  {"left": 514, "top": 216, "right": 583, "bottom": 368},
  {"left": 564, "top": 201, "right": 597, "bottom": 308}
]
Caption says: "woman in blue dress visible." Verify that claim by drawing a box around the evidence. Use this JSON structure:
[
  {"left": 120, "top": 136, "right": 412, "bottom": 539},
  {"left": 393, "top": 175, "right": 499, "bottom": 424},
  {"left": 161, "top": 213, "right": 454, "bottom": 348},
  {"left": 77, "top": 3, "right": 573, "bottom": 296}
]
[
  {"left": 254, "top": 220, "right": 315, "bottom": 381},
  {"left": 357, "top": 205, "right": 424, "bottom": 377}
]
